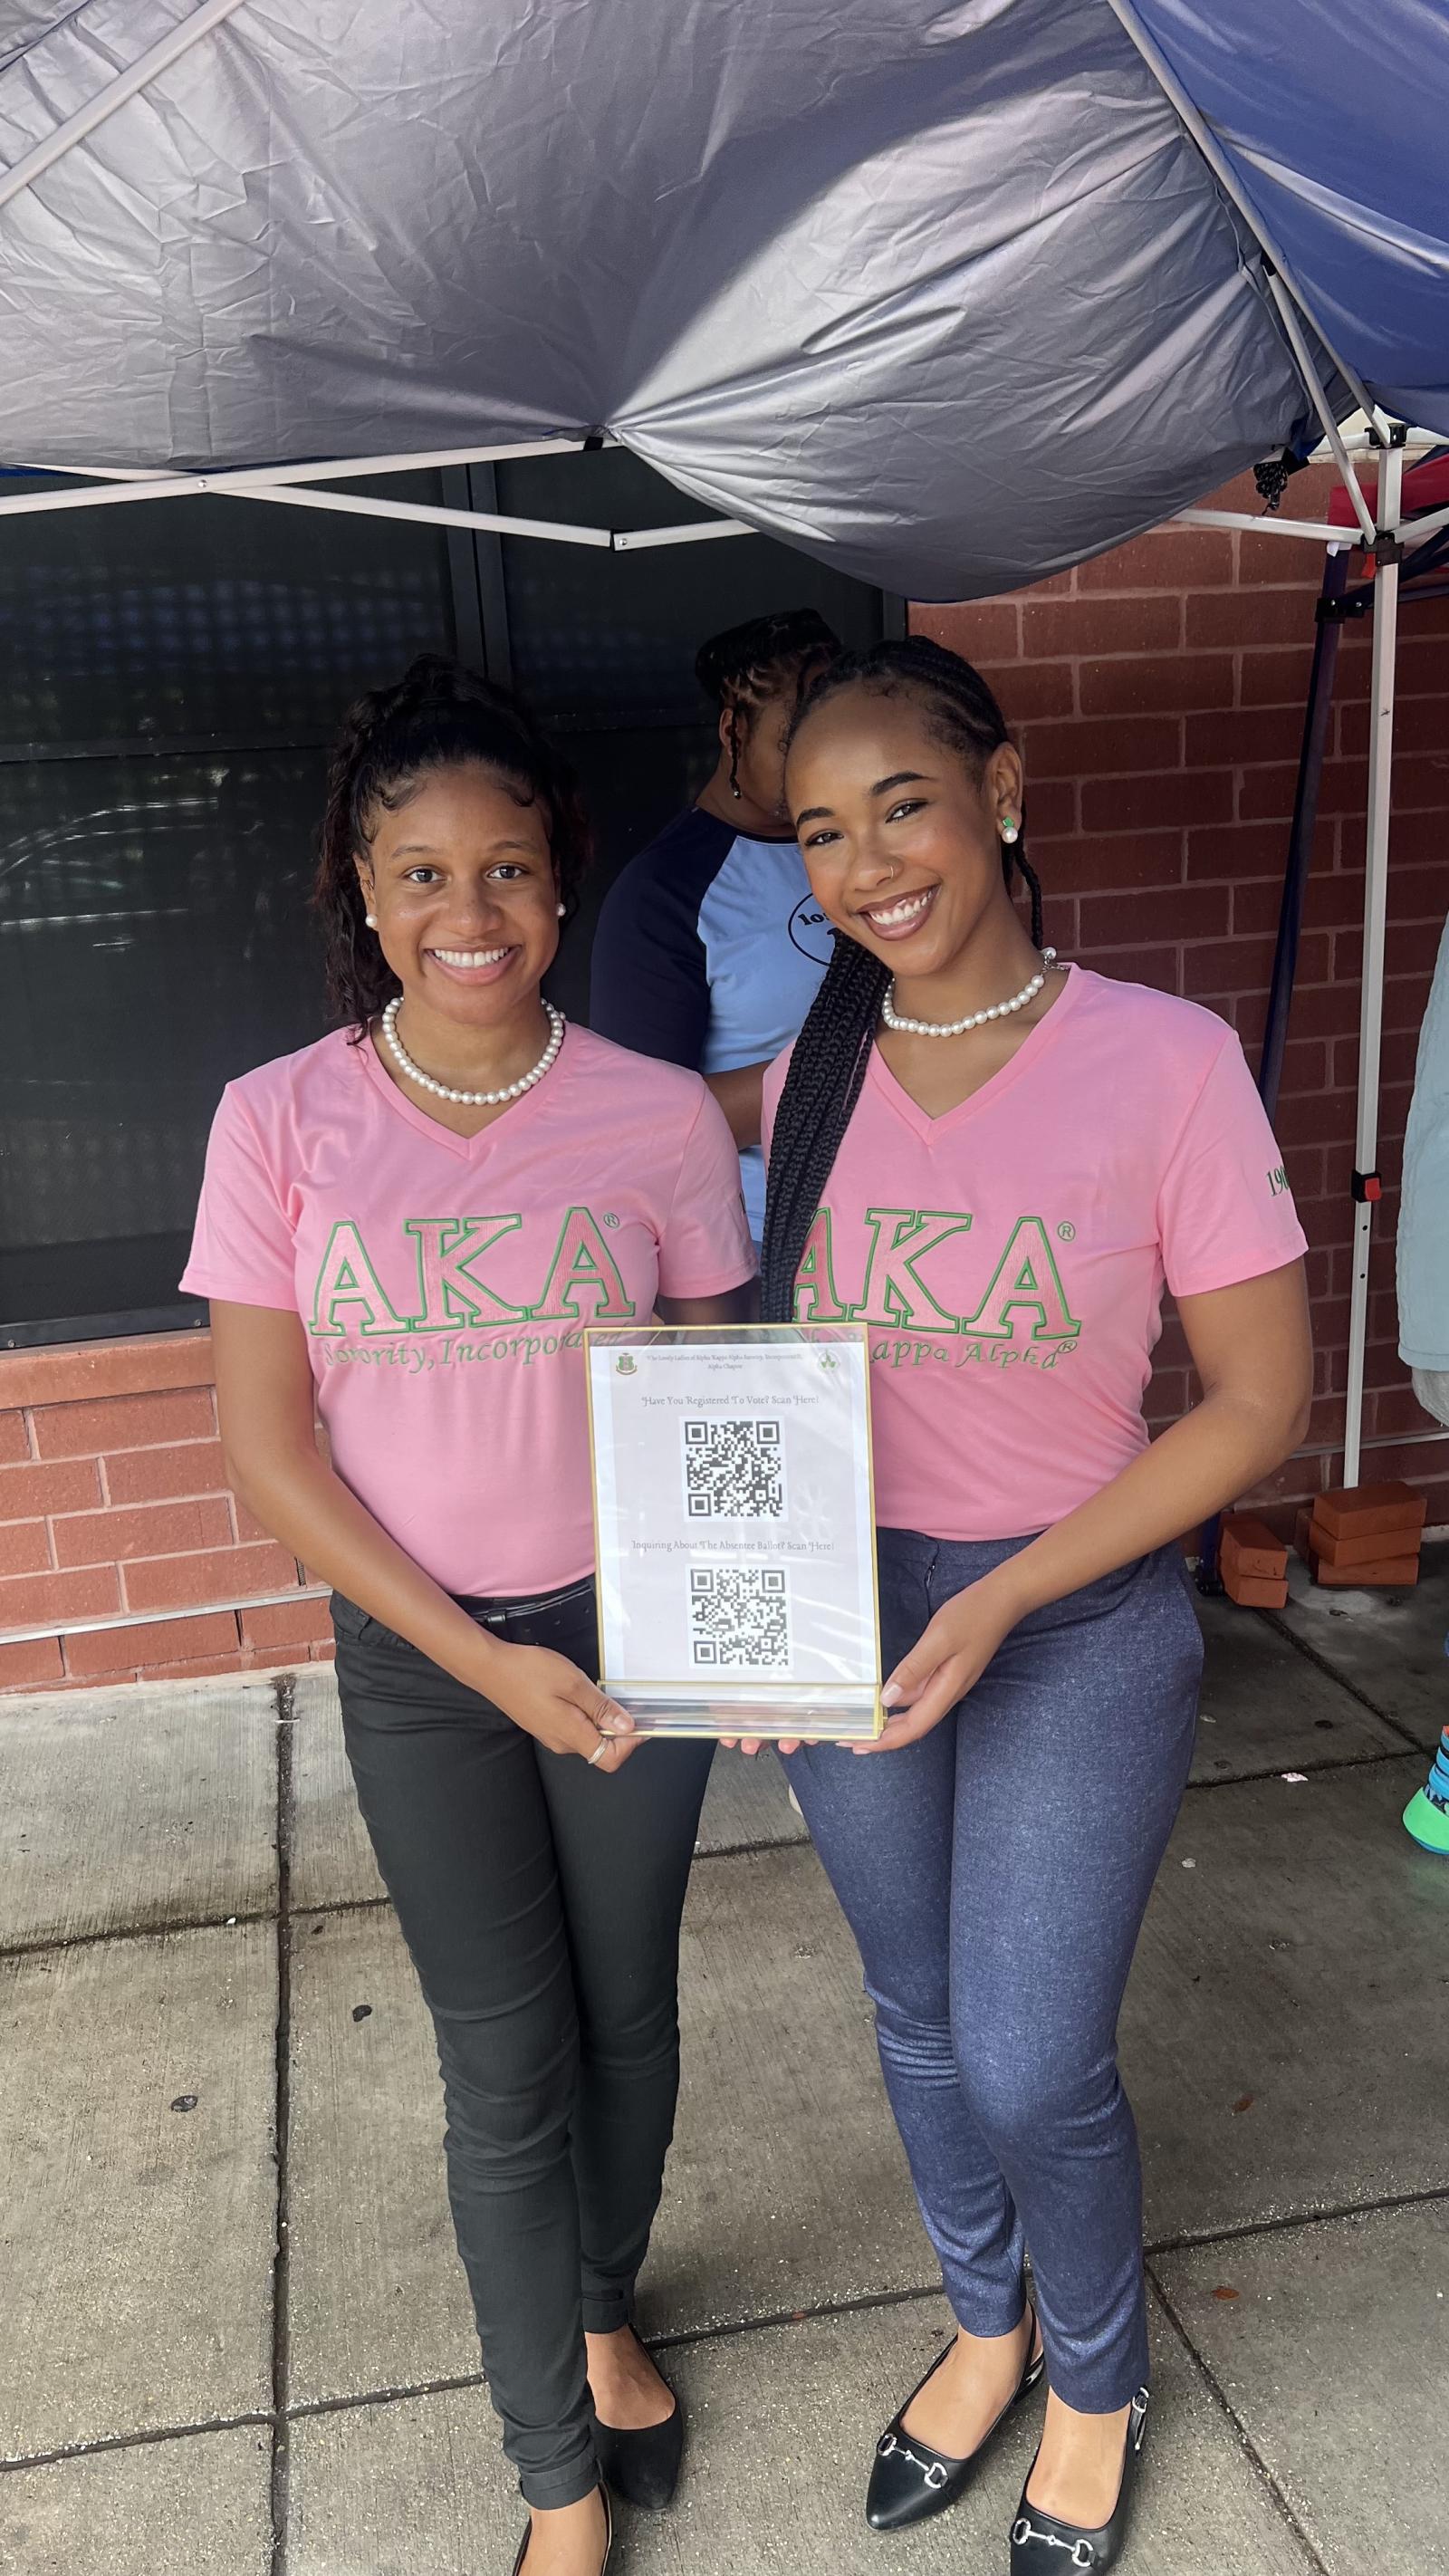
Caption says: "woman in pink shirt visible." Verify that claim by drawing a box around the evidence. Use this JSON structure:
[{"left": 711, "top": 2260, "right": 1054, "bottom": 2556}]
[
  {"left": 184, "top": 658, "right": 754, "bottom": 2576},
  {"left": 758, "top": 638, "right": 1311, "bottom": 2576}
]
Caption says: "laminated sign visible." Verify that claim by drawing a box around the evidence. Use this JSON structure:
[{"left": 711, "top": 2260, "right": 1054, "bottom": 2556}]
[{"left": 585, "top": 1324, "right": 881, "bottom": 1739}]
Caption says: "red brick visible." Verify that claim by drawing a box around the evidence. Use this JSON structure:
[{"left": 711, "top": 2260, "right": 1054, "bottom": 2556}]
[
  {"left": 1185, "top": 707, "right": 1309, "bottom": 770},
  {"left": 1287, "top": 979, "right": 1369, "bottom": 1039},
  {"left": 52, "top": 1495, "right": 235, "bottom": 1570},
  {"left": 1045, "top": 832, "right": 1185, "bottom": 892},
  {"left": 1022, "top": 779, "right": 1078, "bottom": 839},
  {"left": 1238, "top": 526, "right": 1341, "bottom": 584},
  {"left": 1239, "top": 764, "right": 1308, "bottom": 822},
  {"left": 120, "top": 1541, "right": 300, "bottom": 1615},
  {"left": 0, "top": 1564, "right": 120, "bottom": 1627},
  {"left": 1386, "top": 919, "right": 1439, "bottom": 978},
  {"left": 1021, "top": 596, "right": 1181, "bottom": 658},
  {"left": 1080, "top": 770, "right": 1233, "bottom": 832},
  {"left": 1273, "top": 1090, "right": 1358, "bottom": 1150},
  {"left": 997, "top": 661, "right": 1075, "bottom": 720},
  {"left": 1079, "top": 655, "right": 1233, "bottom": 718},
  {"left": 145, "top": 1650, "right": 257, "bottom": 1683},
  {"left": 0, "top": 1413, "right": 30, "bottom": 1466},
  {"left": 311, "top": 1639, "right": 337, "bottom": 1664},
  {"left": 1240, "top": 647, "right": 1318, "bottom": 706},
  {"left": 0, "top": 1456, "right": 102, "bottom": 1520},
  {"left": 1086, "top": 945, "right": 1181, "bottom": 995},
  {"left": 62, "top": 1610, "right": 242, "bottom": 1680},
  {"left": 1272, "top": 1037, "right": 1329, "bottom": 1096},
  {"left": 1185, "top": 821, "right": 1309, "bottom": 881},
  {"left": 239, "top": 1596, "right": 333, "bottom": 1652},
  {"left": 0, "top": 1635, "right": 65, "bottom": 1691},
  {"left": 101, "top": 1439, "right": 229, "bottom": 1505},
  {"left": 0, "top": 1520, "right": 52, "bottom": 1578},
  {"left": 1381, "top": 969, "right": 1437, "bottom": 1031},
  {"left": 1185, "top": 590, "right": 1319, "bottom": 649},
  {"left": 0, "top": 1331, "right": 213, "bottom": 1414},
  {"left": 1181, "top": 939, "right": 1272, "bottom": 998},
  {"left": 1079, "top": 884, "right": 1230, "bottom": 948},
  {"left": 31, "top": 1387, "right": 215, "bottom": 1460},
  {"left": 1078, "top": 529, "right": 1233, "bottom": 591},
  {"left": 1022, "top": 716, "right": 1182, "bottom": 782},
  {"left": 911, "top": 601, "right": 1021, "bottom": 660}
]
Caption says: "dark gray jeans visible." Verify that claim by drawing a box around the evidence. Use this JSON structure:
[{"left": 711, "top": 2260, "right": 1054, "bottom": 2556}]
[
  {"left": 331, "top": 1581, "right": 714, "bottom": 2508},
  {"left": 784, "top": 1530, "right": 1203, "bottom": 2412}
]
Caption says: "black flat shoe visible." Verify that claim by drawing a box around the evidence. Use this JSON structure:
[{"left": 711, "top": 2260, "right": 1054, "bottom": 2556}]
[
  {"left": 1010, "top": 2385, "right": 1149, "bottom": 2573},
  {"left": 590, "top": 2367, "right": 685, "bottom": 2512},
  {"left": 510, "top": 2484, "right": 613, "bottom": 2575},
  {"left": 865, "top": 2309, "right": 1045, "bottom": 2533}
]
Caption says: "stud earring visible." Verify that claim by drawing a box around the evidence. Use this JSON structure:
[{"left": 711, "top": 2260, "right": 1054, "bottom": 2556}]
[
  {"left": 999, "top": 817, "right": 1020, "bottom": 845},
  {"left": 556, "top": 902, "right": 566, "bottom": 917},
  {"left": 364, "top": 912, "right": 379, "bottom": 928}
]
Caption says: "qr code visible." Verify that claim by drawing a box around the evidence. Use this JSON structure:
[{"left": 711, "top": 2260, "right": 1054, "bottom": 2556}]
[
  {"left": 689, "top": 1563, "right": 790, "bottom": 1670},
  {"left": 683, "top": 1417, "right": 784, "bottom": 1519}
]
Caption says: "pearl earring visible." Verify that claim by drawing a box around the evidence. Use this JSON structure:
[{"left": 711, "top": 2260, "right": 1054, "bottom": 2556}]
[
  {"left": 364, "top": 912, "right": 379, "bottom": 928},
  {"left": 557, "top": 902, "right": 566, "bottom": 918},
  {"left": 999, "top": 818, "right": 1020, "bottom": 846}
]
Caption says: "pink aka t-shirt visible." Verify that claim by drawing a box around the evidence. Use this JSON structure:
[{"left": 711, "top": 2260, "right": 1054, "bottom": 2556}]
[
  {"left": 761, "top": 967, "right": 1307, "bottom": 1542},
  {"left": 183, "top": 1024, "right": 754, "bottom": 1595}
]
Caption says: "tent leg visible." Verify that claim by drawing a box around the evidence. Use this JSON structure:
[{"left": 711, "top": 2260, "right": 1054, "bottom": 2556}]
[
  {"left": 1344, "top": 437, "right": 1406, "bottom": 1489},
  {"left": 1196, "top": 548, "right": 1353, "bottom": 1596}
]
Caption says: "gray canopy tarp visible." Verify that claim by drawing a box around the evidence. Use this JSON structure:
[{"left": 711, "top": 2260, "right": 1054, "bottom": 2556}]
[{"left": 0, "top": 0, "right": 1327, "bottom": 599}]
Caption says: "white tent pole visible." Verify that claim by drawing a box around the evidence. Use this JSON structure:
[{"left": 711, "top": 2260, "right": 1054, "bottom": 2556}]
[
  {"left": 1170, "top": 509, "right": 1358, "bottom": 543},
  {"left": 1101, "top": 0, "right": 1393, "bottom": 444},
  {"left": 1343, "top": 436, "right": 1405, "bottom": 1487},
  {"left": 14, "top": 437, "right": 616, "bottom": 487},
  {"left": 226, "top": 485, "right": 617, "bottom": 548},
  {"left": 1263, "top": 276, "right": 1377, "bottom": 542},
  {"left": 612, "top": 516, "right": 751, "bottom": 551},
  {"left": 0, "top": 0, "right": 249, "bottom": 214}
]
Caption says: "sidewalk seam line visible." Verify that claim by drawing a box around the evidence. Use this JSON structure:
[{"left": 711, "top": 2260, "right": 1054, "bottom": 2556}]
[
  {"left": 1146, "top": 2175, "right": 1449, "bottom": 2258},
  {"left": 1148, "top": 2268, "right": 1332, "bottom": 2576},
  {"left": 1260, "top": 1608, "right": 1426, "bottom": 1753}
]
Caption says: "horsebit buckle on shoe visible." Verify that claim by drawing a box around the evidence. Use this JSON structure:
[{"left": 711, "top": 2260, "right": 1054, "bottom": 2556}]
[
  {"left": 876, "top": 2433, "right": 947, "bottom": 2489},
  {"left": 1010, "top": 2527, "right": 1097, "bottom": 2569}
]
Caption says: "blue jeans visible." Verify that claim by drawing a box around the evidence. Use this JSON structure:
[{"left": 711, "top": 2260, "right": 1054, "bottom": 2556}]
[{"left": 784, "top": 1529, "right": 1202, "bottom": 2411}]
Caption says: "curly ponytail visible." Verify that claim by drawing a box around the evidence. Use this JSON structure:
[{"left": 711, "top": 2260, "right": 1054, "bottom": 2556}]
[
  {"left": 761, "top": 636, "right": 1039, "bottom": 1323},
  {"left": 313, "top": 653, "right": 591, "bottom": 1035}
]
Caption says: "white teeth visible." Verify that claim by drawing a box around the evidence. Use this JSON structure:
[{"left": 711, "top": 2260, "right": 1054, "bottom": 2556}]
[
  {"left": 430, "top": 947, "right": 510, "bottom": 966},
  {"left": 867, "top": 889, "right": 932, "bottom": 928}
]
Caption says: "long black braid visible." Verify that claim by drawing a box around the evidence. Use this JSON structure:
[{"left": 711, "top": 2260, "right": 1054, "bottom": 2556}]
[{"left": 761, "top": 636, "right": 1041, "bottom": 1324}]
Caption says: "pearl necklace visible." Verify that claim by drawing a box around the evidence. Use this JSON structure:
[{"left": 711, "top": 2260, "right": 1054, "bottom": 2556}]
[
  {"left": 881, "top": 949, "right": 1060, "bottom": 1038},
  {"left": 381, "top": 996, "right": 564, "bottom": 1104}
]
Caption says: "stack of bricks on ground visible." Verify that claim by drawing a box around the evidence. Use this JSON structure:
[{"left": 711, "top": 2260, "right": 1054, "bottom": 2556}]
[{"left": 1294, "top": 1482, "right": 1427, "bottom": 1588}]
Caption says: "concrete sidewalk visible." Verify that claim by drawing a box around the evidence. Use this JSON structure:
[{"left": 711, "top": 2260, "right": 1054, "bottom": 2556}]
[{"left": 2, "top": 1558, "right": 1446, "bottom": 2576}]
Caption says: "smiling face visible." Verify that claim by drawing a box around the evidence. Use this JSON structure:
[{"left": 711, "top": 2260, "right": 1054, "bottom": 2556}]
[
  {"left": 786, "top": 685, "right": 1024, "bottom": 977},
  {"left": 354, "top": 761, "right": 561, "bottom": 1026}
]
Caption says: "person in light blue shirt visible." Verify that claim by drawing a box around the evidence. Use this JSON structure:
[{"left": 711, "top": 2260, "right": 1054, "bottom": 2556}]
[{"left": 589, "top": 610, "right": 840, "bottom": 1241}]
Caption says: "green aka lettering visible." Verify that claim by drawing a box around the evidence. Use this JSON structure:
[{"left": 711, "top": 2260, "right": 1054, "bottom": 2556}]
[
  {"left": 793, "top": 1206, "right": 1080, "bottom": 1341},
  {"left": 310, "top": 1207, "right": 635, "bottom": 1338}
]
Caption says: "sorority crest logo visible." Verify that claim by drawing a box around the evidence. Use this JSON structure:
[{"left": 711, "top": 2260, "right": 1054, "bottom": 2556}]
[
  {"left": 788, "top": 894, "right": 835, "bottom": 965},
  {"left": 614, "top": 1353, "right": 638, "bottom": 1376}
]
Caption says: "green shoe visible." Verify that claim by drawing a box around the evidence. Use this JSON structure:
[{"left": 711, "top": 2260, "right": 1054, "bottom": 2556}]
[{"left": 1404, "top": 1788, "right": 1449, "bottom": 1855}]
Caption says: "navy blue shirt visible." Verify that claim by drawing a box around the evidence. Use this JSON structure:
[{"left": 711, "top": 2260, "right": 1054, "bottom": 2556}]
[{"left": 590, "top": 809, "right": 832, "bottom": 1238}]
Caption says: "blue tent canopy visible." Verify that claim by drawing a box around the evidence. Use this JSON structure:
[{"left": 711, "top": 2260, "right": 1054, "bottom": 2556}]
[{"left": 1127, "top": 0, "right": 1449, "bottom": 438}]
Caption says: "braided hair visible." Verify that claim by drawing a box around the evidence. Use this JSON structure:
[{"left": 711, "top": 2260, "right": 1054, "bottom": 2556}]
[
  {"left": 313, "top": 653, "right": 590, "bottom": 1036},
  {"left": 761, "top": 636, "right": 1041, "bottom": 1323},
  {"left": 696, "top": 608, "right": 842, "bottom": 794}
]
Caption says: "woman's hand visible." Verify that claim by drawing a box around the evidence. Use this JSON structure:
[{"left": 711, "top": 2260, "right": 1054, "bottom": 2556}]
[
  {"left": 485, "top": 1642, "right": 639, "bottom": 1769},
  {"left": 720, "top": 1734, "right": 802, "bottom": 1758},
  {"left": 861, "top": 1574, "right": 1022, "bottom": 1755}
]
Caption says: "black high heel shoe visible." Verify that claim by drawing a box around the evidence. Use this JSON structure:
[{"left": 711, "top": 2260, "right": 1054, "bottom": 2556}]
[
  {"left": 510, "top": 2484, "right": 612, "bottom": 2575},
  {"left": 1009, "top": 2385, "right": 1149, "bottom": 2572},
  {"left": 865, "top": 2309, "right": 1045, "bottom": 2533},
  {"left": 590, "top": 2362, "right": 685, "bottom": 2512}
]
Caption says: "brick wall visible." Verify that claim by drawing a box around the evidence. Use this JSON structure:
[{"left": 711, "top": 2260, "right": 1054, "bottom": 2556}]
[
  {"left": 2, "top": 464, "right": 1446, "bottom": 1690},
  {"left": 916, "top": 463, "right": 1449, "bottom": 1533},
  {"left": 0, "top": 1334, "right": 332, "bottom": 1691}
]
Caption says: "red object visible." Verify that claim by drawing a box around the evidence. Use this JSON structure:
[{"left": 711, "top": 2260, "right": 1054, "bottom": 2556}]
[
  {"left": 1221, "top": 1513, "right": 1290, "bottom": 1580},
  {"left": 1313, "top": 1481, "right": 1426, "bottom": 1542},
  {"left": 1326, "top": 456, "right": 1449, "bottom": 531}
]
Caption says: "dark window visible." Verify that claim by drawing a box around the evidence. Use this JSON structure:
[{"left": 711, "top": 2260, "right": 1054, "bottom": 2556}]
[{"left": 0, "top": 453, "right": 891, "bottom": 1345}]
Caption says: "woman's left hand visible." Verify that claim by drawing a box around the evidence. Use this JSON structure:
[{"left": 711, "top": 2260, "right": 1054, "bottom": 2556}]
[{"left": 862, "top": 1575, "right": 1022, "bottom": 1754}]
